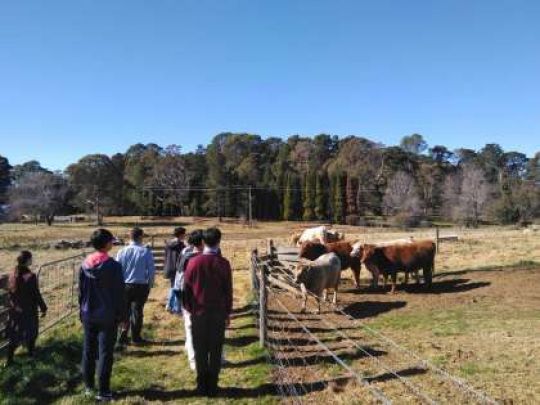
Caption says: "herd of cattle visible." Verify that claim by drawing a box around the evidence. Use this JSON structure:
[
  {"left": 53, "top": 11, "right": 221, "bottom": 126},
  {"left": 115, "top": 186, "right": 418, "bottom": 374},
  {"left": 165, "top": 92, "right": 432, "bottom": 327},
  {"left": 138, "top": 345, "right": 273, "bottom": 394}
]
[{"left": 291, "top": 226, "right": 436, "bottom": 313}]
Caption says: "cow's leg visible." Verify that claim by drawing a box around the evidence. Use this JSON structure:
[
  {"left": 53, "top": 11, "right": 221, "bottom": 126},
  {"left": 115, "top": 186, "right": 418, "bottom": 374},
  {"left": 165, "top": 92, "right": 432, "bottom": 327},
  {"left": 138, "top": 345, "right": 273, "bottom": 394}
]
[
  {"left": 383, "top": 274, "right": 388, "bottom": 289},
  {"left": 404, "top": 272, "right": 409, "bottom": 285},
  {"left": 415, "top": 270, "right": 420, "bottom": 284},
  {"left": 333, "top": 287, "right": 338, "bottom": 306},
  {"left": 300, "top": 284, "right": 307, "bottom": 313},
  {"left": 390, "top": 273, "right": 397, "bottom": 294},
  {"left": 317, "top": 295, "right": 321, "bottom": 314},
  {"left": 351, "top": 265, "right": 361, "bottom": 288},
  {"left": 323, "top": 289, "right": 328, "bottom": 302}
]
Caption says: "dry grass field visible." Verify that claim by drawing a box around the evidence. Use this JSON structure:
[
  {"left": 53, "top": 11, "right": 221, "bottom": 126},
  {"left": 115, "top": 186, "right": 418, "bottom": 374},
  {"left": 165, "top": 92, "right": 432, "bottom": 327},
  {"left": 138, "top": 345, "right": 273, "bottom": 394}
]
[{"left": 1, "top": 216, "right": 539, "bottom": 403}]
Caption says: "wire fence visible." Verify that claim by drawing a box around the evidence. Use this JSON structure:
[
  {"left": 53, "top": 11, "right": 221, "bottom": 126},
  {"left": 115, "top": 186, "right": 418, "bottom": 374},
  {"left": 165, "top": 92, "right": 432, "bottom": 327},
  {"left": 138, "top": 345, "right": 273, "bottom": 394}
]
[
  {"left": 250, "top": 243, "right": 499, "bottom": 404},
  {"left": 0, "top": 253, "right": 85, "bottom": 352}
]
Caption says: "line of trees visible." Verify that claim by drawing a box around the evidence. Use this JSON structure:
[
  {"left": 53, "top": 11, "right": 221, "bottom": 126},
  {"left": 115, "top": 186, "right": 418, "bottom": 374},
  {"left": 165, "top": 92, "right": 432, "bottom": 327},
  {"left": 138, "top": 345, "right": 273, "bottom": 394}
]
[{"left": 0, "top": 133, "right": 538, "bottom": 227}]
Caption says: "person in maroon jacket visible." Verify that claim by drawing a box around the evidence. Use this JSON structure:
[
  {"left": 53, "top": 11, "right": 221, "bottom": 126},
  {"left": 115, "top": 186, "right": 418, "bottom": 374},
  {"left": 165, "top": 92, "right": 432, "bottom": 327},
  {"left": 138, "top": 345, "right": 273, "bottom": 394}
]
[{"left": 183, "top": 227, "right": 233, "bottom": 397}]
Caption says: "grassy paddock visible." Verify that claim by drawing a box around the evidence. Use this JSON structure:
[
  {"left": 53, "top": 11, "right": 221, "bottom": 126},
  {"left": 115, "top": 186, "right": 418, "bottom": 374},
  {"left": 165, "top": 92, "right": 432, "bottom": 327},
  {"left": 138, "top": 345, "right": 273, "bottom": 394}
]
[{"left": 1, "top": 217, "right": 539, "bottom": 403}]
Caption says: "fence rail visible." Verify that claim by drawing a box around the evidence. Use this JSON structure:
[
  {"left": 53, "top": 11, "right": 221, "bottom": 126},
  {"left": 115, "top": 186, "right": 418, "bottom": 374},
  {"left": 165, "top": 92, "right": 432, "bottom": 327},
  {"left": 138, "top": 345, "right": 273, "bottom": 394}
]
[
  {"left": 0, "top": 253, "right": 85, "bottom": 352},
  {"left": 250, "top": 241, "right": 498, "bottom": 404}
]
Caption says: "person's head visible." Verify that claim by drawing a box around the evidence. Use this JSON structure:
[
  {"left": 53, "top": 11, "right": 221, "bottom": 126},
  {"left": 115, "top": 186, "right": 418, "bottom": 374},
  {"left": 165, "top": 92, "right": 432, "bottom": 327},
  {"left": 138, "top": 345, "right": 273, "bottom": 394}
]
[
  {"left": 130, "top": 227, "right": 145, "bottom": 243},
  {"left": 203, "top": 227, "right": 222, "bottom": 248},
  {"left": 10, "top": 250, "right": 33, "bottom": 293},
  {"left": 17, "top": 250, "right": 33, "bottom": 268},
  {"left": 90, "top": 228, "right": 115, "bottom": 252},
  {"left": 174, "top": 227, "right": 186, "bottom": 241},
  {"left": 187, "top": 229, "right": 204, "bottom": 249}
]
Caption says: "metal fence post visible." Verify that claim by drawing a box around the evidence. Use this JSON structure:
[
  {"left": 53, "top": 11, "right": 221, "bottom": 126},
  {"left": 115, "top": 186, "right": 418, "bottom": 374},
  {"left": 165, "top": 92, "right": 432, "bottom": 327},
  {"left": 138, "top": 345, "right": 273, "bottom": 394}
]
[{"left": 259, "top": 263, "right": 268, "bottom": 348}]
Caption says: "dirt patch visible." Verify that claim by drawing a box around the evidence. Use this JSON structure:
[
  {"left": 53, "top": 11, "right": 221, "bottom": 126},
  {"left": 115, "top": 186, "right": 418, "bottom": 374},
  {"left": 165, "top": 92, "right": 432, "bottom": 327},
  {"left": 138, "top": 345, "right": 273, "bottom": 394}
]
[{"left": 267, "top": 266, "right": 540, "bottom": 403}]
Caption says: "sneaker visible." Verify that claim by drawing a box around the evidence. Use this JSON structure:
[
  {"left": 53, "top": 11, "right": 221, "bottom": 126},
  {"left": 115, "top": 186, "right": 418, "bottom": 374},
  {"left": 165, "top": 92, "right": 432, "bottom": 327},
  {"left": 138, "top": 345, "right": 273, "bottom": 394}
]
[{"left": 96, "top": 392, "right": 114, "bottom": 402}]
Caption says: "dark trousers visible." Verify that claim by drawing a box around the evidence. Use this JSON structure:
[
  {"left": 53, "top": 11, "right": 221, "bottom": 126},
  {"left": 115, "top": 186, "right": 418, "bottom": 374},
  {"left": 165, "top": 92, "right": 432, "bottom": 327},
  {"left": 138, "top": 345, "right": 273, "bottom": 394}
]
[
  {"left": 191, "top": 311, "right": 226, "bottom": 395},
  {"left": 119, "top": 283, "right": 150, "bottom": 343},
  {"left": 82, "top": 321, "right": 117, "bottom": 394}
]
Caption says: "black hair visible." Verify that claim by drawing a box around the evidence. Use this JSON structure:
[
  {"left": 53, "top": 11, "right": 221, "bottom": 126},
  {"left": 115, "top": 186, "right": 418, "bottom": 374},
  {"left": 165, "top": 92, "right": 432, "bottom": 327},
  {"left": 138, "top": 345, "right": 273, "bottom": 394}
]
[
  {"left": 174, "top": 227, "right": 186, "bottom": 237},
  {"left": 9, "top": 250, "right": 33, "bottom": 294},
  {"left": 90, "top": 228, "right": 115, "bottom": 250},
  {"left": 131, "top": 227, "right": 144, "bottom": 241},
  {"left": 203, "top": 227, "right": 222, "bottom": 247},
  {"left": 187, "top": 229, "right": 204, "bottom": 247}
]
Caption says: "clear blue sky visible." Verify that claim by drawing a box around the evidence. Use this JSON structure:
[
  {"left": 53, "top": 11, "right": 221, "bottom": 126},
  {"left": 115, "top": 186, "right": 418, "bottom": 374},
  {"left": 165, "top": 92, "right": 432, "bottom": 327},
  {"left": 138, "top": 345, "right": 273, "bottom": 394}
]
[{"left": 1, "top": 0, "right": 539, "bottom": 170}]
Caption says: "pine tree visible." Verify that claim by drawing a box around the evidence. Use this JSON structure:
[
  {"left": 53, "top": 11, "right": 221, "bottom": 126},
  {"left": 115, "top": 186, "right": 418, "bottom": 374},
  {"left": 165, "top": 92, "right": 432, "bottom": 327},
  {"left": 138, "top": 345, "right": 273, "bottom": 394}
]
[
  {"left": 283, "top": 173, "right": 293, "bottom": 220},
  {"left": 315, "top": 172, "right": 327, "bottom": 220},
  {"left": 334, "top": 172, "right": 345, "bottom": 224},
  {"left": 303, "top": 172, "right": 315, "bottom": 221}
]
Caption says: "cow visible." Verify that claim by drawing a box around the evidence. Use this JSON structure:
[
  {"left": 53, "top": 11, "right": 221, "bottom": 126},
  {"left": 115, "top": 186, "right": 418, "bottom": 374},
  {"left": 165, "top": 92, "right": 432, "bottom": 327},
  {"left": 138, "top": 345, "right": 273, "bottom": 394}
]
[
  {"left": 299, "top": 241, "right": 363, "bottom": 288},
  {"left": 350, "top": 237, "right": 416, "bottom": 286},
  {"left": 293, "top": 226, "right": 345, "bottom": 247},
  {"left": 360, "top": 240, "right": 435, "bottom": 294},
  {"left": 295, "top": 253, "right": 342, "bottom": 314}
]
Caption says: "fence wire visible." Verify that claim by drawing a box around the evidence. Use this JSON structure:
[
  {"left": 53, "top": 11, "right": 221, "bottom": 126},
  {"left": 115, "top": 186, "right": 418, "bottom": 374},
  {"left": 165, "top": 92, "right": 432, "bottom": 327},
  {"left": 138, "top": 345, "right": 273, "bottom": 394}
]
[
  {"left": 0, "top": 254, "right": 84, "bottom": 351},
  {"left": 251, "top": 249, "right": 499, "bottom": 405}
]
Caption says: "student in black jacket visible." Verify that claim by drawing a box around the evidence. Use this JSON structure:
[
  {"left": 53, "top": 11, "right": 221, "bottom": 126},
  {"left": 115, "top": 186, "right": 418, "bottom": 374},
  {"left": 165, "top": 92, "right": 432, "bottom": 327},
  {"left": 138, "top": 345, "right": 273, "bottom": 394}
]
[
  {"left": 79, "top": 229, "right": 125, "bottom": 402},
  {"left": 164, "top": 227, "right": 186, "bottom": 312}
]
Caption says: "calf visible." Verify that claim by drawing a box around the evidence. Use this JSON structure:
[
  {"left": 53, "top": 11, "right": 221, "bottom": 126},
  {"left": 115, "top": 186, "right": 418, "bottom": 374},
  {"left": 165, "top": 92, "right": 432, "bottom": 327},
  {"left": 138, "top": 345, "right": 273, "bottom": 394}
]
[
  {"left": 300, "top": 241, "right": 363, "bottom": 288},
  {"left": 360, "top": 240, "right": 435, "bottom": 294},
  {"left": 295, "top": 253, "right": 341, "bottom": 314}
]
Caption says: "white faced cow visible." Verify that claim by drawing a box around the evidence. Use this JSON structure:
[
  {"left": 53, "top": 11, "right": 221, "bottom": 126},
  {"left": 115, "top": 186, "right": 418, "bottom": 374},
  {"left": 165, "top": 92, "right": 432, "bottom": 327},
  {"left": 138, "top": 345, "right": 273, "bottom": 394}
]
[{"left": 294, "top": 253, "right": 341, "bottom": 314}]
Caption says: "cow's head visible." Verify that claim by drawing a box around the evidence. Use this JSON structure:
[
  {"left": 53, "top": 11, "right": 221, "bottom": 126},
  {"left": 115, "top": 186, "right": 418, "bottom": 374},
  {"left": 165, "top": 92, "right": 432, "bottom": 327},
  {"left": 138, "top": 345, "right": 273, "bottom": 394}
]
[
  {"left": 350, "top": 241, "right": 364, "bottom": 258},
  {"left": 294, "top": 261, "right": 312, "bottom": 285},
  {"left": 360, "top": 244, "right": 380, "bottom": 281}
]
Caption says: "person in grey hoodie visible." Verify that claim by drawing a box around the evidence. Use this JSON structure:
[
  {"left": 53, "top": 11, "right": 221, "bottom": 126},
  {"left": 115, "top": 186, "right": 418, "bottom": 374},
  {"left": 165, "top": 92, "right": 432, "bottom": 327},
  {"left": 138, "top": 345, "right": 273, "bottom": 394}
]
[{"left": 79, "top": 229, "right": 125, "bottom": 402}]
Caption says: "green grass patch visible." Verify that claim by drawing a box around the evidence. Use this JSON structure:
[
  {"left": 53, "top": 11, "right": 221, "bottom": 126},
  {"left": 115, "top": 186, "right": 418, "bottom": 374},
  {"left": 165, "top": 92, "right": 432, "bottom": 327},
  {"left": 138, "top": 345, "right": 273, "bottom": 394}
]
[{"left": 370, "top": 308, "right": 470, "bottom": 337}]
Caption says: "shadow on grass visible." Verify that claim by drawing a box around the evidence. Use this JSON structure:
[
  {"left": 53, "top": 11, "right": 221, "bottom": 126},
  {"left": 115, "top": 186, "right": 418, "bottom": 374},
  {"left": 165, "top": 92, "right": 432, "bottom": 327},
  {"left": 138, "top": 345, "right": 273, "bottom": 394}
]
[
  {"left": 434, "top": 260, "right": 540, "bottom": 278},
  {"left": 365, "top": 366, "right": 427, "bottom": 383},
  {"left": 127, "top": 349, "right": 180, "bottom": 358},
  {"left": 119, "top": 376, "right": 353, "bottom": 400},
  {"left": 271, "top": 347, "right": 386, "bottom": 367},
  {"left": 0, "top": 334, "right": 81, "bottom": 404},
  {"left": 408, "top": 279, "right": 491, "bottom": 295},
  {"left": 141, "top": 339, "right": 184, "bottom": 346},
  {"left": 343, "top": 301, "right": 407, "bottom": 319},
  {"left": 225, "top": 335, "right": 259, "bottom": 347},
  {"left": 224, "top": 355, "right": 267, "bottom": 368}
]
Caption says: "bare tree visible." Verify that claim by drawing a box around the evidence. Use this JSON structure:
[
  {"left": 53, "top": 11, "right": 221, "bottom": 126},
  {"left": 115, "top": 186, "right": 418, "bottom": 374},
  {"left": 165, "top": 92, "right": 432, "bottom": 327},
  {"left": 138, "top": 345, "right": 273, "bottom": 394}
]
[
  {"left": 9, "top": 171, "right": 70, "bottom": 226},
  {"left": 383, "top": 171, "right": 423, "bottom": 226},
  {"left": 451, "top": 165, "right": 493, "bottom": 227},
  {"left": 148, "top": 146, "right": 190, "bottom": 215}
]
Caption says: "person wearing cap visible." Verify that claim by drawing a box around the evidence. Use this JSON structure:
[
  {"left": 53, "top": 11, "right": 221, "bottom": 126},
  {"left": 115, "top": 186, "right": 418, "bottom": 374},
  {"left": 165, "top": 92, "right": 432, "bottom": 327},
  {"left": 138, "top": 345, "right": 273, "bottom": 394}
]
[
  {"left": 164, "top": 227, "right": 186, "bottom": 312},
  {"left": 116, "top": 227, "right": 155, "bottom": 345}
]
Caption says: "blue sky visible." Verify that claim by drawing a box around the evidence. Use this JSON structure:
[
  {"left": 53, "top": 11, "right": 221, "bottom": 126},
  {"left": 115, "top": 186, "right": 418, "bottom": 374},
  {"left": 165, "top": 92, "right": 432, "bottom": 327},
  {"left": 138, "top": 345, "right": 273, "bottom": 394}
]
[{"left": 1, "top": 0, "right": 539, "bottom": 170}]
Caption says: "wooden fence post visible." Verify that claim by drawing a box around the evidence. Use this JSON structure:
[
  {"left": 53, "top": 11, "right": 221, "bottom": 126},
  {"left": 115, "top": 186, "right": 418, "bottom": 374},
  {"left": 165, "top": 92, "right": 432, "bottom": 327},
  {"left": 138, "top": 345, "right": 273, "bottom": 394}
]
[
  {"left": 259, "top": 263, "right": 268, "bottom": 348},
  {"left": 435, "top": 226, "right": 440, "bottom": 253},
  {"left": 266, "top": 239, "right": 275, "bottom": 259}
]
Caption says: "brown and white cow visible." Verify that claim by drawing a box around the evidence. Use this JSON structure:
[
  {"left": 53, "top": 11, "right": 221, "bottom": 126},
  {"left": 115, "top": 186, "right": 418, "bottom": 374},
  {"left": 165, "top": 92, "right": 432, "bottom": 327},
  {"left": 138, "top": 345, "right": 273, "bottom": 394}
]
[
  {"left": 299, "top": 241, "right": 364, "bottom": 288},
  {"left": 292, "top": 226, "right": 345, "bottom": 247},
  {"left": 295, "top": 253, "right": 342, "bottom": 314},
  {"left": 360, "top": 240, "right": 435, "bottom": 294}
]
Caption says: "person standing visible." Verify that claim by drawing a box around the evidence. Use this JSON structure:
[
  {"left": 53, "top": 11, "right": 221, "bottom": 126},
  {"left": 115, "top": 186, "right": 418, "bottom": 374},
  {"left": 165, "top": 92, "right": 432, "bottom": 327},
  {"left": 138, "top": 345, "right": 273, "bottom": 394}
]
[
  {"left": 164, "top": 227, "right": 186, "bottom": 312},
  {"left": 116, "top": 227, "right": 155, "bottom": 345},
  {"left": 173, "top": 229, "right": 204, "bottom": 370},
  {"left": 5, "top": 251, "right": 47, "bottom": 366},
  {"left": 79, "top": 229, "right": 125, "bottom": 401},
  {"left": 183, "top": 227, "right": 233, "bottom": 396}
]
